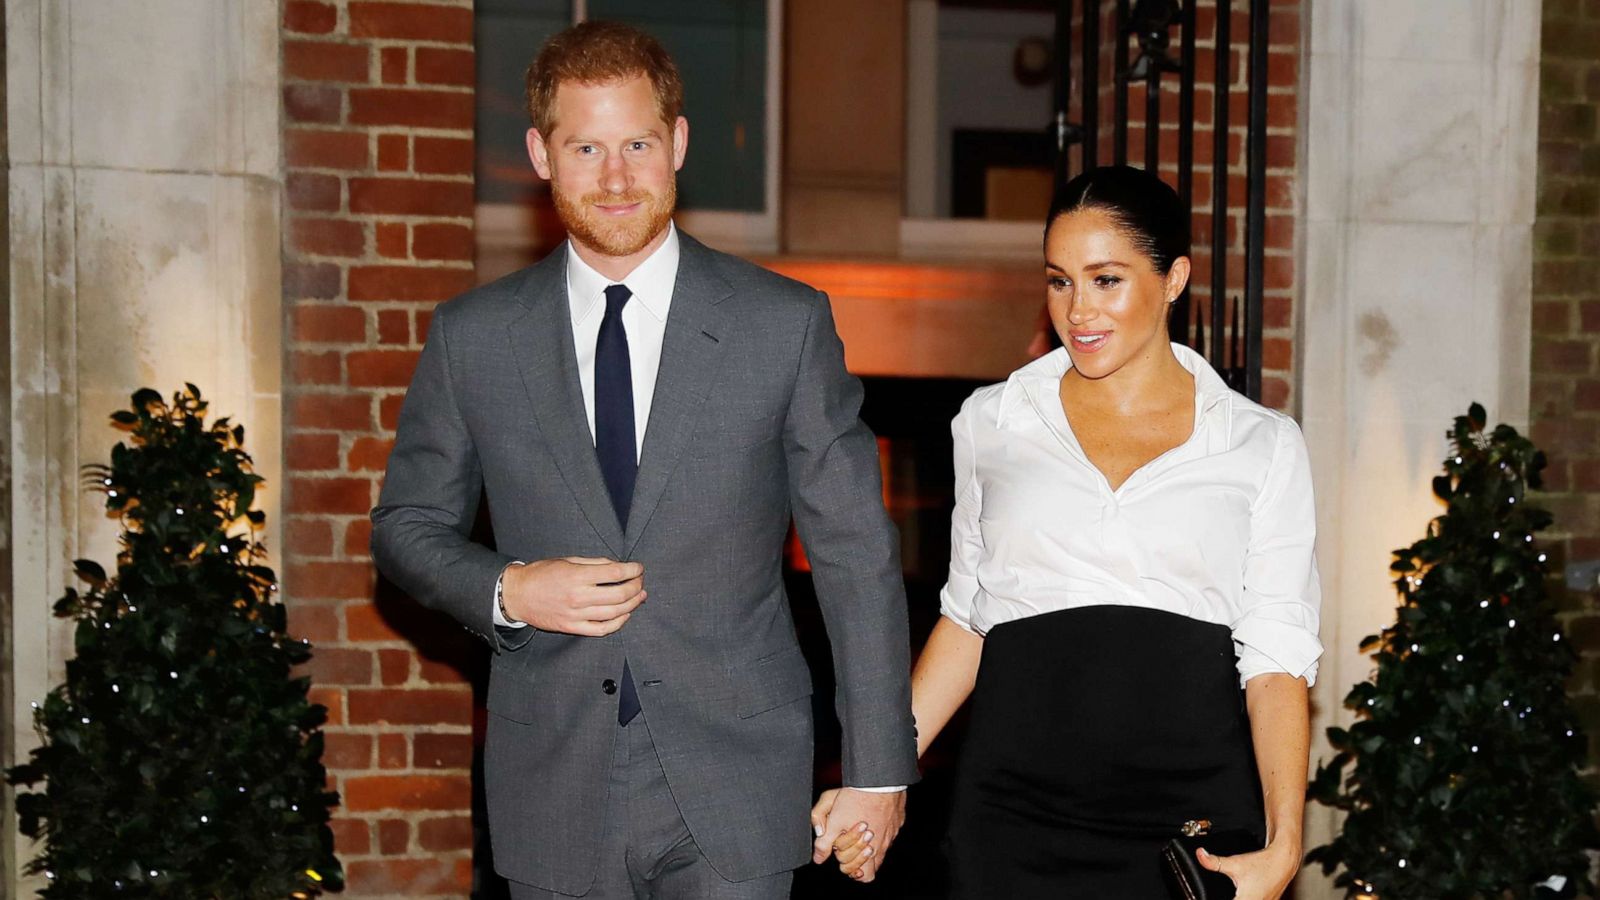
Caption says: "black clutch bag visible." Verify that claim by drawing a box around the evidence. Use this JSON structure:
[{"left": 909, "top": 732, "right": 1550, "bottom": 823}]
[{"left": 1160, "top": 819, "right": 1261, "bottom": 900}]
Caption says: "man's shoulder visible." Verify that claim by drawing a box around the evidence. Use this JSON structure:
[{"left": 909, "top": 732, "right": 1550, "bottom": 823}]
[
  {"left": 431, "top": 253, "right": 557, "bottom": 327},
  {"left": 682, "top": 234, "right": 820, "bottom": 307}
]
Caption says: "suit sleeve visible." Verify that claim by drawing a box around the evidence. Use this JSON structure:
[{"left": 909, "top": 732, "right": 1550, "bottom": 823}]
[
  {"left": 370, "top": 304, "right": 533, "bottom": 653},
  {"left": 782, "top": 291, "right": 920, "bottom": 789}
]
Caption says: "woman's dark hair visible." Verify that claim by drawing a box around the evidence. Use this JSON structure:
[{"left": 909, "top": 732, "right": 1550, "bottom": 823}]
[{"left": 1046, "top": 165, "right": 1190, "bottom": 274}]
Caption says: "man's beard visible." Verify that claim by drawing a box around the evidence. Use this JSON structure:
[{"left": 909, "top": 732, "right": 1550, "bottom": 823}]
[{"left": 553, "top": 176, "right": 677, "bottom": 258}]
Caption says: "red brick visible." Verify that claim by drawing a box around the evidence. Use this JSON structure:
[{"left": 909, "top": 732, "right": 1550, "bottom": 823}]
[
  {"left": 376, "top": 222, "right": 409, "bottom": 259},
  {"left": 287, "top": 172, "right": 342, "bottom": 212},
  {"left": 349, "top": 3, "right": 473, "bottom": 43},
  {"left": 380, "top": 394, "right": 407, "bottom": 431},
  {"left": 285, "top": 517, "right": 336, "bottom": 556},
  {"left": 348, "top": 350, "right": 421, "bottom": 388},
  {"left": 1575, "top": 459, "right": 1600, "bottom": 493},
  {"left": 1260, "top": 337, "right": 1293, "bottom": 370},
  {"left": 349, "top": 177, "right": 473, "bottom": 217},
  {"left": 413, "top": 222, "right": 473, "bottom": 261},
  {"left": 345, "top": 773, "right": 472, "bottom": 811},
  {"left": 1581, "top": 301, "right": 1600, "bottom": 333},
  {"left": 378, "top": 648, "right": 412, "bottom": 685},
  {"left": 286, "top": 128, "right": 370, "bottom": 170},
  {"left": 291, "top": 393, "right": 373, "bottom": 431},
  {"left": 347, "top": 602, "right": 404, "bottom": 642},
  {"left": 378, "top": 818, "right": 410, "bottom": 854},
  {"left": 345, "top": 518, "right": 375, "bottom": 558},
  {"left": 323, "top": 732, "right": 375, "bottom": 770},
  {"left": 1576, "top": 378, "right": 1600, "bottom": 412},
  {"left": 285, "top": 1, "right": 338, "bottom": 35},
  {"left": 414, "top": 136, "right": 474, "bottom": 175},
  {"left": 289, "top": 477, "right": 375, "bottom": 516},
  {"left": 378, "top": 133, "right": 409, "bottom": 172},
  {"left": 1536, "top": 300, "right": 1576, "bottom": 335},
  {"left": 1261, "top": 375, "right": 1291, "bottom": 411},
  {"left": 287, "top": 560, "right": 377, "bottom": 599},
  {"left": 329, "top": 816, "right": 371, "bottom": 856},
  {"left": 414, "top": 733, "right": 473, "bottom": 770},
  {"left": 307, "top": 647, "right": 375, "bottom": 685},
  {"left": 418, "top": 816, "right": 474, "bottom": 852},
  {"left": 1264, "top": 252, "right": 1295, "bottom": 290},
  {"left": 1267, "top": 50, "right": 1298, "bottom": 88},
  {"left": 348, "top": 690, "right": 473, "bottom": 727},
  {"left": 1262, "top": 295, "right": 1292, "bottom": 330},
  {"left": 379, "top": 733, "right": 409, "bottom": 770},
  {"left": 289, "top": 603, "right": 342, "bottom": 643},
  {"left": 287, "top": 432, "right": 342, "bottom": 471},
  {"left": 382, "top": 47, "right": 409, "bottom": 85},
  {"left": 1268, "top": 7, "right": 1299, "bottom": 45},
  {"left": 377, "top": 308, "right": 411, "bottom": 344},
  {"left": 293, "top": 303, "right": 367, "bottom": 344},
  {"left": 350, "top": 88, "right": 473, "bottom": 130},
  {"left": 1535, "top": 338, "right": 1595, "bottom": 374},
  {"left": 418, "top": 655, "right": 468, "bottom": 685},
  {"left": 284, "top": 84, "right": 343, "bottom": 125},
  {"left": 284, "top": 262, "right": 342, "bottom": 299},
  {"left": 416, "top": 47, "right": 474, "bottom": 86},
  {"left": 285, "top": 40, "right": 370, "bottom": 83},
  {"left": 293, "top": 217, "right": 365, "bottom": 258},
  {"left": 310, "top": 686, "right": 345, "bottom": 725},
  {"left": 345, "top": 857, "right": 470, "bottom": 895},
  {"left": 416, "top": 308, "right": 435, "bottom": 339},
  {"left": 291, "top": 350, "right": 342, "bottom": 385},
  {"left": 348, "top": 435, "right": 398, "bottom": 469},
  {"left": 349, "top": 265, "right": 474, "bottom": 302}
]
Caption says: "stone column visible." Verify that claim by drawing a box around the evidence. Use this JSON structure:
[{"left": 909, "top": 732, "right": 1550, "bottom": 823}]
[
  {"left": 1297, "top": 2, "right": 1541, "bottom": 894},
  {"left": 3, "top": 2, "right": 282, "bottom": 892}
]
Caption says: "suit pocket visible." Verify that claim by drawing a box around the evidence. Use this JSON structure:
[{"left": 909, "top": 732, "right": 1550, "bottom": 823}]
[
  {"left": 731, "top": 647, "right": 814, "bottom": 718},
  {"left": 486, "top": 667, "right": 539, "bottom": 724}
]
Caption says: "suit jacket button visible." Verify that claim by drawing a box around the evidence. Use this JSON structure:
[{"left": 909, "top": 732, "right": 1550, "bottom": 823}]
[{"left": 602, "top": 679, "right": 617, "bottom": 695}]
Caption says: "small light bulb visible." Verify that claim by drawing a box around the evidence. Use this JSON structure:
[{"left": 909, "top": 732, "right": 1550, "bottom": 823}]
[
  {"left": 1399, "top": 858, "right": 1408, "bottom": 868},
  {"left": 1412, "top": 736, "right": 1421, "bottom": 745},
  {"left": 1493, "top": 531, "right": 1501, "bottom": 539},
  {"left": 1471, "top": 744, "right": 1479, "bottom": 752},
  {"left": 1538, "top": 553, "right": 1548, "bottom": 562},
  {"left": 1410, "top": 643, "right": 1419, "bottom": 652},
  {"left": 1554, "top": 633, "right": 1562, "bottom": 642},
  {"left": 80, "top": 716, "right": 90, "bottom": 724},
  {"left": 200, "top": 815, "right": 208, "bottom": 823},
  {"left": 1509, "top": 619, "right": 1517, "bottom": 628},
  {"left": 170, "top": 671, "right": 178, "bottom": 679},
  {"left": 1455, "top": 653, "right": 1464, "bottom": 662},
  {"left": 111, "top": 684, "right": 120, "bottom": 693},
  {"left": 1509, "top": 497, "right": 1516, "bottom": 504},
  {"left": 1480, "top": 599, "right": 1490, "bottom": 608}
]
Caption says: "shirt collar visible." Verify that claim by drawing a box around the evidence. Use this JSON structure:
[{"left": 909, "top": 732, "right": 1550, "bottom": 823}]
[
  {"left": 996, "top": 342, "right": 1235, "bottom": 428},
  {"left": 564, "top": 222, "right": 681, "bottom": 327}
]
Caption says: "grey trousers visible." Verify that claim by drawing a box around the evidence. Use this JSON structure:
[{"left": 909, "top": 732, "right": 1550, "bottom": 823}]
[{"left": 505, "top": 713, "right": 794, "bottom": 900}]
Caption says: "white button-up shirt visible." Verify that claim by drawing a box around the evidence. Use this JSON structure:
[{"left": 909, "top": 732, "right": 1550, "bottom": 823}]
[{"left": 939, "top": 343, "right": 1324, "bottom": 687}]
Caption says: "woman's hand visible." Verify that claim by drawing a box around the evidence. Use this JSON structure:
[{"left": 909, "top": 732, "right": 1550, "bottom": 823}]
[
  {"left": 809, "top": 789, "right": 875, "bottom": 880},
  {"left": 1197, "top": 839, "right": 1300, "bottom": 900}
]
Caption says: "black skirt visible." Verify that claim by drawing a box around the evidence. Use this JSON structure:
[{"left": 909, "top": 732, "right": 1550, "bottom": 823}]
[{"left": 946, "top": 605, "right": 1265, "bottom": 899}]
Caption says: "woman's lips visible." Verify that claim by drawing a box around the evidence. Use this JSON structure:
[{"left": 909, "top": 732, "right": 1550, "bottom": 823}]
[{"left": 1069, "top": 331, "right": 1110, "bottom": 353}]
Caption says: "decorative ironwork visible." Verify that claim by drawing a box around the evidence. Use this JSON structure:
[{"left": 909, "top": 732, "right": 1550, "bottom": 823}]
[{"left": 1049, "top": 0, "right": 1271, "bottom": 400}]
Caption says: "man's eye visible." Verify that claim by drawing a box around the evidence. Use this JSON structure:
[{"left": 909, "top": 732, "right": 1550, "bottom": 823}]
[
  {"left": 629, "top": 141, "right": 649, "bottom": 151},
  {"left": 576, "top": 145, "right": 597, "bottom": 155}
]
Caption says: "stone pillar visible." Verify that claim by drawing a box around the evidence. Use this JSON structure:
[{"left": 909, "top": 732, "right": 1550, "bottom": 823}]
[
  {"left": 1297, "top": 2, "right": 1541, "bottom": 894},
  {"left": 782, "top": 0, "right": 906, "bottom": 256},
  {"left": 3, "top": 1, "right": 283, "bottom": 893}
]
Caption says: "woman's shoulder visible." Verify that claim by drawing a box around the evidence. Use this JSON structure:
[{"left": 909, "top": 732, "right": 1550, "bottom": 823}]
[{"left": 952, "top": 380, "right": 1010, "bottom": 433}]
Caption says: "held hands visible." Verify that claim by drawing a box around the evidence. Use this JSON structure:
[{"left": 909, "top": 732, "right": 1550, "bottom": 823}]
[
  {"left": 810, "top": 788, "right": 906, "bottom": 883},
  {"left": 500, "top": 557, "right": 645, "bottom": 636},
  {"left": 1196, "top": 838, "right": 1300, "bottom": 900}
]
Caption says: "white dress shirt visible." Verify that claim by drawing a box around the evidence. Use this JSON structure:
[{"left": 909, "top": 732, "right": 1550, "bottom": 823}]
[
  {"left": 493, "top": 226, "right": 680, "bottom": 631},
  {"left": 939, "top": 343, "right": 1323, "bottom": 687}
]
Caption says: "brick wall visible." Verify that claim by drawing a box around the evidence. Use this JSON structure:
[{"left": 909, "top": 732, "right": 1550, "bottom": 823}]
[
  {"left": 280, "top": 1, "right": 480, "bottom": 894},
  {"left": 1534, "top": 1, "right": 1600, "bottom": 762},
  {"left": 1081, "top": 0, "right": 1301, "bottom": 411}
]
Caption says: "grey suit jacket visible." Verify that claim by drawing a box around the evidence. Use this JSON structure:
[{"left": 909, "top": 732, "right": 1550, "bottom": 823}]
[{"left": 370, "top": 233, "right": 919, "bottom": 893}]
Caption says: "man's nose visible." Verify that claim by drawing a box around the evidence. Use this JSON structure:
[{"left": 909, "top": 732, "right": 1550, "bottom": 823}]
[{"left": 600, "top": 154, "right": 631, "bottom": 194}]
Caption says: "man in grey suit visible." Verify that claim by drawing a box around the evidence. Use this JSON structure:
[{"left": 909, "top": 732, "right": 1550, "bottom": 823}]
[{"left": 371, "top": 21, "right": 918, "bottom": 899}]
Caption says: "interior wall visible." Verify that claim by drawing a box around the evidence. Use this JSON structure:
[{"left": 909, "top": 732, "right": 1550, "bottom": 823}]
[{"left": 3, "top": 2, "right": 282, "bottom": 893}]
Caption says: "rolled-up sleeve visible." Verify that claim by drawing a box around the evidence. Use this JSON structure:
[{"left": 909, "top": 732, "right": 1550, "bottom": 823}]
[
  {"left": 939, "top": 397, "right": 985, "bottom": 635},
  {"left": 1233, "top": 415, "right": 1323, "bottom": 687}
]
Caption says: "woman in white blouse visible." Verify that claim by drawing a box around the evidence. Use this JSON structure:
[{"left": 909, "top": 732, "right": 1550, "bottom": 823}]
[{"left": 818, "top": 166, "right": 1320, "bottom": 898}]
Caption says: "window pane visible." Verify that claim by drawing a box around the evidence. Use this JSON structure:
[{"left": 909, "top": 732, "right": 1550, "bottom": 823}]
[
  {"left": 475, "top": 0, "right": 571, "bottom": 204},
  {"left": 587, "top": 0, "right": 768, "bottom": 212}
]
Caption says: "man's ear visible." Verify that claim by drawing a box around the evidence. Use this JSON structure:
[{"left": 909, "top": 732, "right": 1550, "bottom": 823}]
[
  {"left": 527, "top": 127, "right": 553, "bottom": 181},
  {"left": 671, "top": 116, "right": 689, "bottom": 172}
]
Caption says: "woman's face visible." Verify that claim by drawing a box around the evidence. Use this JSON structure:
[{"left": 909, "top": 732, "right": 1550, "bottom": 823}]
[{"left": 1044, "top": 207, "right": 1189, "bottom": 381}]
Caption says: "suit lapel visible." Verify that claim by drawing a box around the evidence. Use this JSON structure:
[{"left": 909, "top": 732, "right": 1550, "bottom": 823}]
[
  {"left": 623, "top": 235, "right": 733, "bottom": 556},
  {"left": 506, "top": 249, "right": 626, "bottom": 556}
]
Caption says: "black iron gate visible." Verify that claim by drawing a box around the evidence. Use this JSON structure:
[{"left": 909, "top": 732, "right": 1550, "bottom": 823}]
[{"left": 1051, "top": 0, "right": 1271, "bottom": 401}]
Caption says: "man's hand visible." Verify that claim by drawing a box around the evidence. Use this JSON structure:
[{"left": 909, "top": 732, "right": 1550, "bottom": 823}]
[
  {"left": 500, "top": 557, "right": 645, "bottom": 636},
  {"left": 809, "top": 788, "right": 905, "bottom": 883}
]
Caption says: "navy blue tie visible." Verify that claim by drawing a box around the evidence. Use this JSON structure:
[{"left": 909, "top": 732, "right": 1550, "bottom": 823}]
[{"left": 595, "top": 283, "right": 641, "bottom": 725}]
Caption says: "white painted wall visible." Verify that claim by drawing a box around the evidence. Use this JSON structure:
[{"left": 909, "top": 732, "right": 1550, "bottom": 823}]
[
  {"left": 1296, "top": 1, "right": 1541, "bottom": 894},
  {"left": 4, "top": 1, "right": 282, "bottom": 892}
]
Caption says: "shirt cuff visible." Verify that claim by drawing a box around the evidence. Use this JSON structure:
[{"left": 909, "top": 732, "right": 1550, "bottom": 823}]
[
  {"left": 493, "top": 561, "right": 529, "bottom": 629},
  {"left": 848, "top": 785, "right": 907, "bottom": 793},
  {"left": 1233, "top": 616, "right": 1322, "bottom": 688}
]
